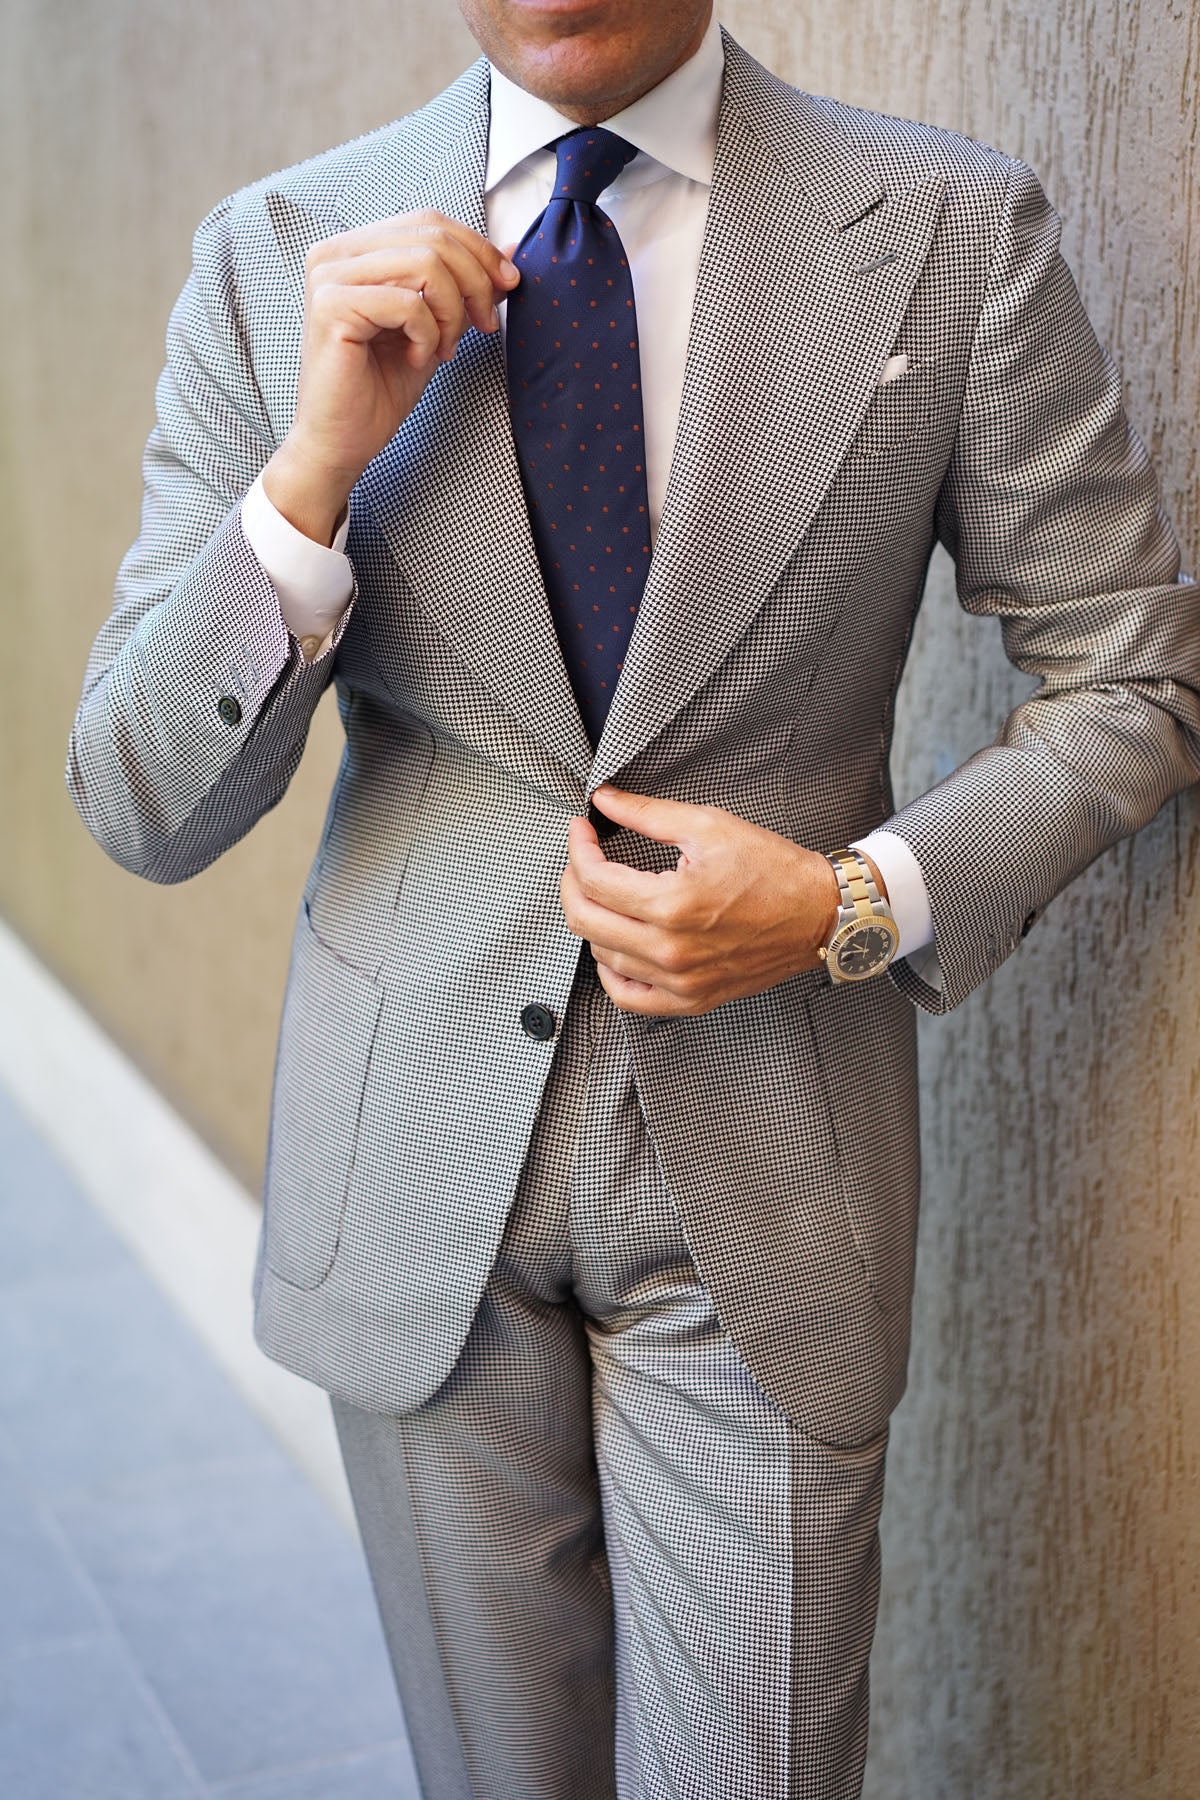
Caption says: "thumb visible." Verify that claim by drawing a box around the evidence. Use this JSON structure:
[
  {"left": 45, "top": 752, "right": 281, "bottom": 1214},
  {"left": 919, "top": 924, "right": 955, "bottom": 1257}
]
[{"left": 568, "top": 810, "right": 604, "bottom": 860}]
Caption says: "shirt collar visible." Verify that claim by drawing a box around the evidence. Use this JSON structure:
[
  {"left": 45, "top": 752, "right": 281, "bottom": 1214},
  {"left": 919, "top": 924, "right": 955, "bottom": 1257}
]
[{"left": 485, "top": 13, "right": 724, "bottom": 194}]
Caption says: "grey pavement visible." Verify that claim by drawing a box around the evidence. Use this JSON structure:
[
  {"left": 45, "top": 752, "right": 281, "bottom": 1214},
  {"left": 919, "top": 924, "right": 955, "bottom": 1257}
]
[{"left": 0, "top": 1081, "right": 421, "bottom": 1799}]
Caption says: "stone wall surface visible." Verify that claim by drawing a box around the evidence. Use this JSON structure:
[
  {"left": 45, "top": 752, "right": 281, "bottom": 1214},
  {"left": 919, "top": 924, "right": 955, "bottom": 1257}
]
[{"left": 1, "top": 3, "right": 1196, "bottom": 1793}]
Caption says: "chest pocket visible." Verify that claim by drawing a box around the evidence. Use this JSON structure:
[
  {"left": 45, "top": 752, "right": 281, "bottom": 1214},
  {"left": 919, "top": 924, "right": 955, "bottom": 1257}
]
[{"left": 845, "top": 360, "right": 937, "bottom": 459}]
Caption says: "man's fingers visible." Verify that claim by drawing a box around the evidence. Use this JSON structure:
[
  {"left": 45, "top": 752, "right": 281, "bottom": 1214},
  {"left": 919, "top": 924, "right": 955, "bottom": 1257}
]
[
  {"left": 308, "top": 214, "right": 519, "bottom": 306},
  {"left": 313, "top": 256, "right": 466, "bottom": 361},
  {"left": 396, "top": 251, "right": 474, "bottom": 359},
  {"left": 560, "top": 859, "right": 649, "bottom": 954},
  {"left": 312, "top": 240, "right": 499, "bottom": 357},
  {"left": 402, "top": 231, "right": 513, "bottom": 334},
  {"left": 561, "top": 865, "right": 694, "bottom": 992},
  {"left": 566, "top": 815, "right": 671, "bottom": 919},
  {"left": 592, "top": 959, "right": 685, "bottom": 1016},
  {"left": 591, "top": 784, "right": 709, "bottom": 851},
  {"left": 571, "top": 811, "right": 601, "bottom": 854},
  {"left": 402, "top": 211, "right": 521, "bottom": 294},
  {"left": 308, "top": 282, "right": 441, "bottom": 362}
]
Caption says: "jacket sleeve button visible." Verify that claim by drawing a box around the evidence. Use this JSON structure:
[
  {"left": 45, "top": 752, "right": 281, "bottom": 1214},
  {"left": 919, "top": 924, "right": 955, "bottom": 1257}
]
[
  {"left": 217, "top": 695, "right": 243, "bottom": 726},
  {"left": 520, "top": 1003, "right": 557, "bottom": 1042}
]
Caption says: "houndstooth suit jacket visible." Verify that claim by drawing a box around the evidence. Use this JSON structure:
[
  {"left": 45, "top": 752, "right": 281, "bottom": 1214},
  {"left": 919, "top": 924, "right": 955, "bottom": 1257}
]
[{"left": 68, "top": 32, "right": 1200, "bottom": 1448}]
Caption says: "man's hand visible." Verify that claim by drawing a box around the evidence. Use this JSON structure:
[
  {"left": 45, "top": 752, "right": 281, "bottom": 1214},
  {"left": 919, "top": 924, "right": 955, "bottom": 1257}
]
[
  {"left": 263, "top": 212, "right": 520, "bottom": 546},
  {"left": 560, "top": 785, "right": 861, "bottom": 1016}
]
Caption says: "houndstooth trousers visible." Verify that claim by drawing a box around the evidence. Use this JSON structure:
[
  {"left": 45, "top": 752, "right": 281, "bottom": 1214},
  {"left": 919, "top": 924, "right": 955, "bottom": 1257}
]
[{"left": 332, "top": 955, "right": 888, "bottom": 1800}]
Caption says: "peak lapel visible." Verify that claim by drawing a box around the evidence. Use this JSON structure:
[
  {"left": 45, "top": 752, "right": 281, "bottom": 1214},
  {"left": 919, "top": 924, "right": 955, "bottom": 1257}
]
[
  {"left": 592, "top": 44, "right": 946, "bottom": 787},
  {"left": 269, "top": 61, "right": 593, "bottom": 783}
]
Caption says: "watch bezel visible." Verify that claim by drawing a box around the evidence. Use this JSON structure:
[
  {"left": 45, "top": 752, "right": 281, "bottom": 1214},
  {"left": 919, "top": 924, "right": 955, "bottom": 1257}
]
[{"left": 824, "top": 914, "right": 901, "bottom": 983}]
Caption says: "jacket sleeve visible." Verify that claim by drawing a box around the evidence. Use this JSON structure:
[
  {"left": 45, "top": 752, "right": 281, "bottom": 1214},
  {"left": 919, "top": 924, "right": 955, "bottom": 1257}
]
[
  {"left": 65, "top": 196, "right": 353, "bottom": 884},
  {"left": 885, "top": 155, "right": 1200, "bottom": 1014}
]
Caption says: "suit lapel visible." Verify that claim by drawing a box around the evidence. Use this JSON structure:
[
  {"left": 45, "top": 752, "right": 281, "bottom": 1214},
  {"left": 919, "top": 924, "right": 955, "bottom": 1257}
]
[
  {"left": 591, "top": 41, "right": 946, "bottom": 786},
  {"left": 269, "top": 60, "right": 594, "bottom": 782},
  {"left": 265, "top": 43, "right": 947, "bottom": 790}
]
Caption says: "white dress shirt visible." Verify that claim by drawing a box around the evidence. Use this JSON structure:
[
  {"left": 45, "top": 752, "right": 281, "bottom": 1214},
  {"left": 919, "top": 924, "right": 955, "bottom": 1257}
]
[{"left": 240, "top": 16, "right": 935, "bottom": 960}]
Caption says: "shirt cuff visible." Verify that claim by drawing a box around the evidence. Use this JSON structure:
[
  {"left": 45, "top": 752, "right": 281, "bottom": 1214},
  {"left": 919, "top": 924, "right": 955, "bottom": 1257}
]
[
  {"left": 241, "top": 471, "right": 353, "bottom": 661},
  {"left": 851, "top": 829, "right": 935, "bottom": 957}
]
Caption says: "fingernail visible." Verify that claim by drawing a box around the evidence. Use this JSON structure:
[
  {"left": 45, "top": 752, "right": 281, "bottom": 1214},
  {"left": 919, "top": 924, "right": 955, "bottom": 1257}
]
[
  {"left": 500, "top": 258, "right": 519, "bottom": 281},
  {"left": 489, "top": 303, "right": 499, "bottom": 329}
]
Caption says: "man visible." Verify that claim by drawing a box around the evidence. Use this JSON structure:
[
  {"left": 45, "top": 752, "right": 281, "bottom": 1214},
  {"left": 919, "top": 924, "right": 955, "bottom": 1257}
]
[{"left": 67, "top": 0, "right": 1200, "bottom": 1794}]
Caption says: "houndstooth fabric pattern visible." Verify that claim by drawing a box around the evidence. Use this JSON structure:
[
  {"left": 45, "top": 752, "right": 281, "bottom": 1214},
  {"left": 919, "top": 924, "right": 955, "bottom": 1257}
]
[
  {"left": 67, "top": 32, "right": 1200, "bottom": 1446},
  {"left": 332, "top": 957, "right": 886, "bottom": 1800}
]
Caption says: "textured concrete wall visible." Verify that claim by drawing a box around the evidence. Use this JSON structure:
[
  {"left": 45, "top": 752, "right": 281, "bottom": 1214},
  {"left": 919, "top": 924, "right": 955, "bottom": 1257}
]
[{"left": 2, "top": 3, "right": 1196, "bottom": 1792}]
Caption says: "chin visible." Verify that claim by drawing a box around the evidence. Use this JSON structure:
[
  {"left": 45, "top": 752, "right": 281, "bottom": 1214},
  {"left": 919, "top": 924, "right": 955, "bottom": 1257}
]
[
  {"left": 463, "top": 0, "right": 709, "bottom": 115},
  {"left": 512, "top": 36, "right": 643, "bottom": 111}
]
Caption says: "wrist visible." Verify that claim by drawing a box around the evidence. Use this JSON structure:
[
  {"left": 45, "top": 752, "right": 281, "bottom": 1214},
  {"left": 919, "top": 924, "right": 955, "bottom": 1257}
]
[
  {"left": 818, "top": 848, "right": 900, "bottom": 984},
  {"left": 812, "top": 847, "right": 842, "bottom": 949},
  {"left": 856, "top": 850, "right": 888, "bottom": 904},
  {"left": 262, "top": 440, "right": 356, "bottom": 547}
]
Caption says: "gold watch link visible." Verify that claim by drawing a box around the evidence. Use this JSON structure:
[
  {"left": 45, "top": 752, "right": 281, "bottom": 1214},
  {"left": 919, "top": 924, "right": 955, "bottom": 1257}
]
[{"left": 818, "top": 848, "right": 901, "bottom": 984}]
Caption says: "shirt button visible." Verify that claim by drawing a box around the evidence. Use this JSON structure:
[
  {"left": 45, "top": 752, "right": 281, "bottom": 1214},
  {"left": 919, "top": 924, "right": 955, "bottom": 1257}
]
[
  {"left": 217, "top": 695, "right": 242, "bottom": 726},
  {"left": 520, "top": 1003, "right": 557, "bottom": 1042},
  {"left": 299, "top": 635, "right": 322, "bottom": 660}
]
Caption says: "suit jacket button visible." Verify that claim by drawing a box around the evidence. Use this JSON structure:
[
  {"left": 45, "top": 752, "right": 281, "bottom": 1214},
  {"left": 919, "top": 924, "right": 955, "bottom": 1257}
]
[
  {"left": 520, "top": 1003, "right": 557, "bottom": 1042},
  {"left": 217, "top": 695, "right": 242, "bottom": 726},
  {"left": 587, "top": 800, "right": 620, "bottom": 843}
]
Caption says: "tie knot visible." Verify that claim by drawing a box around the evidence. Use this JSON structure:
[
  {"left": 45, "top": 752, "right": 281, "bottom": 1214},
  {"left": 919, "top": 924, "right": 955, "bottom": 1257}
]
[{"left": 551, "top": 127, "right": 637, "bottom": 206}]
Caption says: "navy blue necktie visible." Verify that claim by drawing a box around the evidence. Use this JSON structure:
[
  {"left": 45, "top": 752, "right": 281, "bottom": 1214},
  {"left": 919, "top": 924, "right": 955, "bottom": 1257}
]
[{"left": 505, "top": 128, "right": 652, "bottom": 746}]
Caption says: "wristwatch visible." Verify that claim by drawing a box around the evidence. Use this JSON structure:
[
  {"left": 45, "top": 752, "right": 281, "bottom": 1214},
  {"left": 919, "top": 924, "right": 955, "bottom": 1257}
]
[{"left": 818, "top": 848, "right": 901, "bottom": 984}]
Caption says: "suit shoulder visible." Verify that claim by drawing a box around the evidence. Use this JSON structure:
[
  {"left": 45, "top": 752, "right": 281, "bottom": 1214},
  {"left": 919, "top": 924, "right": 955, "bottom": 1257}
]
[
  {"left": 802, "top": 92, "right": 1015, "bottom": 200},
  {"left": 189, "top": 60, "right": 487, "bottom": 258},
  {"left": 721, "top": 37, "right": 1021, "bottom": 238}
]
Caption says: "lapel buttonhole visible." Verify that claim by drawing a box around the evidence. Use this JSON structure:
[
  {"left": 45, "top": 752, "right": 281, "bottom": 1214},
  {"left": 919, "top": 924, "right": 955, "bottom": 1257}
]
[{"left": 855, "top": 249, "right": 900, "bottom": 276}]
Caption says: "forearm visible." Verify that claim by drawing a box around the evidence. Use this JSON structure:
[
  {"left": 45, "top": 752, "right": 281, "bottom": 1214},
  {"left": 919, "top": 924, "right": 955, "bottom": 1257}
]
[
  {"left": 888, "top": 159, "right": 1200, "bottom": 1012},
  {"left": 68, "top": 504, "right": 341, "bottom": 880}
]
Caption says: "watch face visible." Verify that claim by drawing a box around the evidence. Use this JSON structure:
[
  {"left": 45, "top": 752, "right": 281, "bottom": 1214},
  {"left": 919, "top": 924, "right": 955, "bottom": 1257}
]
[{"left": 834, "top": 923, "right": 897, "bottom": 980}]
